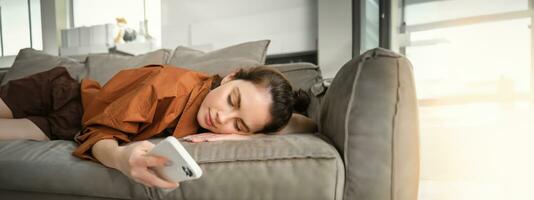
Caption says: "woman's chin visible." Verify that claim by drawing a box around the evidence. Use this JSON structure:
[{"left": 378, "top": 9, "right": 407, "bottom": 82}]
[{"left": 201, "top": 124, "right": 214, "bottom": 132}]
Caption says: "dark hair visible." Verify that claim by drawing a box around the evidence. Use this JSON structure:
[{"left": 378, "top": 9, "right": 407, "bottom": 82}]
[{"left": 210, "top": 66, "right": 310, "bottom": 133}]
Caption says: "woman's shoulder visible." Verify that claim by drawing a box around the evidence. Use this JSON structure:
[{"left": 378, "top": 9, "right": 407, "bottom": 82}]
[
  {"left": 160, "top": 65, "right": 205, "bottom": 74},
  {"left": 160, "top": 65, "right": 212, "bottom": 81}
]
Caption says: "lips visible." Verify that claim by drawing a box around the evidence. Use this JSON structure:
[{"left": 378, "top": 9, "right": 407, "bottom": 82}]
[{"left": 206, "top": 109, "right": 214, "bottom": 128}]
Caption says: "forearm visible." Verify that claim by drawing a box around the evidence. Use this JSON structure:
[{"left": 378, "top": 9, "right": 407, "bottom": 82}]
[{"left": 92, "top": 139, "right": 125, "bottom": 170}]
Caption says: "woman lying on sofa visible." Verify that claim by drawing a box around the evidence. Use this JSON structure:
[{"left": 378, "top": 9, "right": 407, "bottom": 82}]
[{"left": 0, "top": 65, "right": 317, "bottom": 189}]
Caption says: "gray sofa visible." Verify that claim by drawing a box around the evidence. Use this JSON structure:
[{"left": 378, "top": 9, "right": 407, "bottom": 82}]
[{"left": 0, "top": 43, "right": 420, "bottom": 200}]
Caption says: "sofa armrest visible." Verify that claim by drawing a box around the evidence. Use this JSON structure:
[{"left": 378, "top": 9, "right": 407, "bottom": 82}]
[{"left": 319, "top": 48, "right": 420, "bottom": 200}]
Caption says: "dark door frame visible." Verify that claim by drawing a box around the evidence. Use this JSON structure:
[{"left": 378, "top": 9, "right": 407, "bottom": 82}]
[{"left": 352, "top": 0, "right": 391, "bottom": 57}]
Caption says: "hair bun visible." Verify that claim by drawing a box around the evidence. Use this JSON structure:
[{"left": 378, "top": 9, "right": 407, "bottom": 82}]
[{"left": 292, "top": 89, "right": 310, "bottom": 115}]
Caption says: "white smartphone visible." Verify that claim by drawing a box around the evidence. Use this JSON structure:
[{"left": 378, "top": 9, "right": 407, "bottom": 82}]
[{"left": 149, "top": 136, "right": 203, "bottom": 183}]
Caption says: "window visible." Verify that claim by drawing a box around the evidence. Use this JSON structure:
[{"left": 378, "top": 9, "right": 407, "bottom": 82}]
[
  {"left": 408, "top": 18, "right": 531, "bottom": 101},
  {"left": 0, "top": 0, "right": 42, "bottom": 56},
  {"left": 72, "top": 0, "right": 161, "bottom": 47},
  {"left": 400, "top": 1, "right": 534, "bottom": 199},
  {"left": 405, "top": 0, "right": 528, "bottom": 25}
]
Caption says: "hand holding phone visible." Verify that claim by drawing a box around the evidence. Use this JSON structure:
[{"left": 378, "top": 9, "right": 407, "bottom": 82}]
[{"left": 148, "top": 136, "right": 203, "bottom": 183}]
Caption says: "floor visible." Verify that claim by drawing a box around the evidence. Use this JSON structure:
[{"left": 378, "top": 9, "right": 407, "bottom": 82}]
[{"left": 418, "top": 100, "right": 534, "bottom": 200}]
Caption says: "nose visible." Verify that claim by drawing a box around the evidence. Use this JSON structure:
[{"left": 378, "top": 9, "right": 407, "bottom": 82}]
[{"left": 215, "top": 110, "right": 238, "bottom": 125}]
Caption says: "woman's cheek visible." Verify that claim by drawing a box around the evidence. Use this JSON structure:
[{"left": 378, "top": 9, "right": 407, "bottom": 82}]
[{"left": 216, "top": 127, "right": 232, "bottom": 134}]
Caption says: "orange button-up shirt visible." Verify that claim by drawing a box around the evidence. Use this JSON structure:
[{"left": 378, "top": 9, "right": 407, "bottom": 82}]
[{"left": 73, "top": 64, "right": 213, "bottom": 161}]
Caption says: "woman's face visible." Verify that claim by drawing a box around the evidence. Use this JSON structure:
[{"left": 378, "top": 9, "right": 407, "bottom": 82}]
[{"left": 197, "top": 74, "right": 272, "bottom": 134}]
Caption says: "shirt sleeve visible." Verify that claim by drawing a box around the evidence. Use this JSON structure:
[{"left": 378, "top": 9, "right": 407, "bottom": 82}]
[
  {"left": 73, "top": 83, "right": 157, "bottom": 161},
  {"left": 72, "top": 125, "right": 131, "bottom": 161},
  {"left": 73, "top": 66, "right": 163, "bottom": 161}
]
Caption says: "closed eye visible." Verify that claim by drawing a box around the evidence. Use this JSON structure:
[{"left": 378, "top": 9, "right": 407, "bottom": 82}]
[
  {"left": 228, "top": 88, "right": 248, "bottom": 132},
  {"left": 227, "top": 93, "right": 240, "bottom": 131},
  {"left": 227, "top": 94, "right": 233, "bottom": 107},
  {"left": 234, "top": 121, "right": 240, "bottom": 132}
]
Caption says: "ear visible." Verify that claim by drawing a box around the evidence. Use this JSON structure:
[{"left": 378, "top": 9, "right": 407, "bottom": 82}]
[{"left": 221, "top": 71, "right": 237, "bottom": 85}]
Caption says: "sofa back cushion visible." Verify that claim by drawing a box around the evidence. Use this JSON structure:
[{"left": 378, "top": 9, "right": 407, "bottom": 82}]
[
  {"left": 1, "top": 48, "right": 85, "bottom": 85},
  {"left": 85, "top": 49, "right": 171, "bottom": 85},
  {"left": 268, "top": 62, "right": 325, "bottom": 122},
  {"left": 320, "top": 48, "right": 420, "bottom": 200},
  {"left": 167, "top": 40, "right": 270, "bottom": 76},
  {"left": 268, "top": 62, "right": 322, "bottom": 91}
]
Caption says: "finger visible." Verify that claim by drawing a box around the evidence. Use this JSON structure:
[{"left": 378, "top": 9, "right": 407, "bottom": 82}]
[
  {"left": 184, "top": 133, "right": 217, "bottom": 140},
  {"left": 183, "top": 139, "right": 193, "bottom": 142},
  {"left": 138, "top": 141, "right": 155, "bottom": 150},
  {"left": 141, "top": 155, "right": 169, "bottom": 167},
  {"left": 190, "top": 137, "right": 209, "bottom": 143},
  {"left": 183, "top": 135, "right": 202, "bottom": 140},
  {"left": 133, "top": 177, "right": 154, "bottom": 188},
  {"left": 216, "top": 134, "right": 250, "bottom": 141},
  {"left": 137, "top": 169, "right": 179, "bottom": 189}
]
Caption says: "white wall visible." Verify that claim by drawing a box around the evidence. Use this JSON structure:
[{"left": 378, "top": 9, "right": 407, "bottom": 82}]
[
  {"left": 161, "top": 0, "right": 317, "bottom": 55},
  {"left": 40, "top": 0, "right": 70, "bottom": 55},
  {"left": 318, "top": 0, "right": 352, "bottom": 79},
  {"left": 40, "top": 0, "right": 58, "bottom": 55}
]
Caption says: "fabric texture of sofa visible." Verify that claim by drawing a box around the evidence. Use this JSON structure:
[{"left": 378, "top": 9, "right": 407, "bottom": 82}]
[{"left": 0, "top": 40, "right": 420, "bottom": 200}]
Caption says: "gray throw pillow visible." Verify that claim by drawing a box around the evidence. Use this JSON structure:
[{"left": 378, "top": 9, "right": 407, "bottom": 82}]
[
  {"left": 86, "top": 49, "right": 171, "bottom": 85},
  {"left": 1, "top": 48, "right": 85, "bottom": 85},
  {"left": 269, "top": 62, "right": 325, "bottom": 123},
  {"left": 269, "top": 62, "right": 323, "bottom": 92},
  {"left": 167, "top": 40, "right": 270, "bottom": 76}
]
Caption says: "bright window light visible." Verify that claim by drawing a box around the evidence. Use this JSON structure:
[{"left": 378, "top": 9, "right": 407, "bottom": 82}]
[
  {"left": 407, "top": 18, "right": 531, "bottom": 101},
  {"left": 404, "top": 1, "right": 534, "bottom": 200},
  {"left": 405, "top": 0, "right": 528, "bottom": 25}
]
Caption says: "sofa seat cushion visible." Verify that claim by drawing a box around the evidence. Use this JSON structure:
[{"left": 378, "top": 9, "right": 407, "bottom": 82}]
[{"left": 0, "top": 134, "right": 344, "bottom": 200}]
